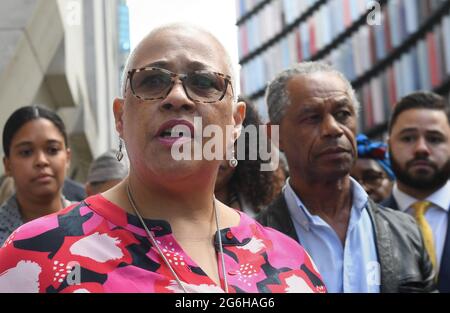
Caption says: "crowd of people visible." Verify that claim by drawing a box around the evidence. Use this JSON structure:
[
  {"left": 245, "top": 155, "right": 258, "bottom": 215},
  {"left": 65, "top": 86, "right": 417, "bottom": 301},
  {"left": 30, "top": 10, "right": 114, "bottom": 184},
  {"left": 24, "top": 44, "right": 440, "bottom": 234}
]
[{"left": 0, "top": 22, "right": 448, "bottom": 293}]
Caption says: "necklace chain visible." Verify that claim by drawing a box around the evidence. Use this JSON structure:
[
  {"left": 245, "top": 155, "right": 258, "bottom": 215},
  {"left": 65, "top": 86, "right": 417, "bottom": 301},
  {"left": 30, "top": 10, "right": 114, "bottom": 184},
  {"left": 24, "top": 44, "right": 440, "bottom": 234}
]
[{"left": 126, "top": 183, "right": 229, "bottom": 293}]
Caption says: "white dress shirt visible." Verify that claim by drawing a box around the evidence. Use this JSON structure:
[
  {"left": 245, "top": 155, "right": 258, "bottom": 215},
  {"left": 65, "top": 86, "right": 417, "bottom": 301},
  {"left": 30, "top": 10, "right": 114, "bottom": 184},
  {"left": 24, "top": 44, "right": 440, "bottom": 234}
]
[{"left": 392, "top": 180, "right": 450, "bottom": 270}]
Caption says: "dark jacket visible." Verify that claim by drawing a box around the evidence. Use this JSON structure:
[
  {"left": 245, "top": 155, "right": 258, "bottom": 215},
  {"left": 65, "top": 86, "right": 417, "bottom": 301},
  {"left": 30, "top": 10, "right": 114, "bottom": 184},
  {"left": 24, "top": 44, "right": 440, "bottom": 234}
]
[
  {"left": 382, "top": 195, "right": 450, "bottom": 292},
  {"left": 63, "top": 179, "right": 86, "bottom": 202},
  {"left": 258, "top": 193, "right": 437, "bottom": 293}
]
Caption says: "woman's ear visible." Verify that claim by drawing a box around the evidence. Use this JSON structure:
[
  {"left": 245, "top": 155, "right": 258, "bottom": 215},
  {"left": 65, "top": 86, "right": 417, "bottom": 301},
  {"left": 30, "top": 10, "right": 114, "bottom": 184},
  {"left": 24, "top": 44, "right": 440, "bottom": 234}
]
[
  {"left": 233, "top": 101, "right": 246, "bottom": 140},
  {"left": 3, "top": 157, "right": 11, "bottom": 176},
  {"left": 113, "top": 98, "right": 125, "bottom": 138}
]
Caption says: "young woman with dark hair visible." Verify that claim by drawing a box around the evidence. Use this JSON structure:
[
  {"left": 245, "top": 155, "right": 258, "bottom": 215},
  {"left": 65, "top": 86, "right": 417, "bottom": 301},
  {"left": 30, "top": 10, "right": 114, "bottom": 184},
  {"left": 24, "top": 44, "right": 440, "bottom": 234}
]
[
  {"left": 215, "top": 100, "right": 287, "bottom": 216},
  {"left": 0, "top": 106, "right": 72, "bottom": 245}
]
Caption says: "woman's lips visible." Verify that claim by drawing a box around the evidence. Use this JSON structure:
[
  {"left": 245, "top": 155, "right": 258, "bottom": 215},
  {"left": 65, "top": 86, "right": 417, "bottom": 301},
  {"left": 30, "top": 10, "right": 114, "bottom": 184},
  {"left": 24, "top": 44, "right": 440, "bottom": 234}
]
[
  {"left": 33, "top": 174, "right": 53, "bottom": 183},
  {"left": 156, "top": 119, "right": 195, "bottom": 137},
  {"left": 157, "top": 136, "right": 192, "bottom": 147},
  {"left": 156, "top": 119, "right": 195, "bottom": 148}
]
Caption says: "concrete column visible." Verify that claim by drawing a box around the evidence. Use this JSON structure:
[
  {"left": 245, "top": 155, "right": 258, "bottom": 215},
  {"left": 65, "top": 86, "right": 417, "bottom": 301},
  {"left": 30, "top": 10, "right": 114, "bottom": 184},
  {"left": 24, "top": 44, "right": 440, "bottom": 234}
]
[{"left": 0, "top": 0, "right": 64, "bottom": 171}]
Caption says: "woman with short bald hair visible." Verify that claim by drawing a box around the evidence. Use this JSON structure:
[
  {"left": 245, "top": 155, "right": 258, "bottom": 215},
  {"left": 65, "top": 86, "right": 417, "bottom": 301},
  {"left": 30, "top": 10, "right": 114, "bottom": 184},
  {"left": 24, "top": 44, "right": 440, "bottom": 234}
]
[{"left": 0, "top": 24, "right": 325, "bottom": 293}]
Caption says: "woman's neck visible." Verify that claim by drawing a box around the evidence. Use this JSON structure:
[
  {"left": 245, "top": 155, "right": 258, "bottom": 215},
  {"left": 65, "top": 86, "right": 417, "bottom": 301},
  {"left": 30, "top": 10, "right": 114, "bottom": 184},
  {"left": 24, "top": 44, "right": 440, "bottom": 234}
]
[
  {"left": 16, "top": 192, "right": 63, "bottom": 223},
  {"left": 123, "top": 173, "right": 218, "bottom": 222},
  {"left": 128, "top": 176, "right": 220, "bottom": 243},
  {"left": 105, "top": 175, "right": 240, "bottom": 233}
]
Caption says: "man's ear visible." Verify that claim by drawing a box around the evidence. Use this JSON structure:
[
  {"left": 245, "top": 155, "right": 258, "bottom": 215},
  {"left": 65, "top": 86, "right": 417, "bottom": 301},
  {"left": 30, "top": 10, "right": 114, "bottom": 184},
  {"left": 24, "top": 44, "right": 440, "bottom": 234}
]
[
  {"left": 232, "top": 101, "right": 246, "bottom": 140},
  {"left": 3, "top": 156, "right": 11, "bottom": 176},
  {"left": 113, "top": 98, "right": 125, "bottom": 138}
]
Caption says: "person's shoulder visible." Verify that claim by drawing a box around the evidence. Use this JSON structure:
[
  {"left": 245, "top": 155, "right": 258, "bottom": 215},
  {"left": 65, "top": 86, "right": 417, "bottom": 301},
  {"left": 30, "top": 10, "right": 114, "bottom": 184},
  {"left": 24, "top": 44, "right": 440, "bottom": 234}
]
[
  {"left": 0, "top": 207, "right": 69, "bottom": 292},
  {"left": 0, "top": 196, "right": 22, "bottom": 242},
  {"left": 63, "top": 179, "right": 86, "bottom": 202},
  {"left": 0, "top": 199, "right": 10, "bottom": 218},
  {"left": 369, "top": 200, "right": 421, "bottom": 240},
  {"left": 265, "top": 192, "right": 286, "bottom": 211},
  {"left": 242, "top": 212, "right": 305, "bottom": 253},
  {"left": 256, "top": 192, "right": 285, "bottom": 222},
  {"left": 0, "top": 200, "right": 101, "bottom": 292},
  {"left": 1, "top": 201, "right": 83, "bottom": 249},
  {"left": 371, "top": 201, "right": 416, "bottom": 225},
  {"left": 0, "top": 195, "right": 16, "bottom": 214}
]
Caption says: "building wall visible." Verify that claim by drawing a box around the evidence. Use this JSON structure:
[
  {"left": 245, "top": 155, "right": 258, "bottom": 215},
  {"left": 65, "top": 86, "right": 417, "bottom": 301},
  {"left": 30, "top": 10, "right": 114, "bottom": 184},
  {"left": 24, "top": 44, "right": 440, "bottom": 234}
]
[
  {"left": 236, "top": 0, "right": 450, "bottom": 137},
  {"left": 0, "top": 0, "right": 130, "bottom": 180},
  {"left": 0, "top": 0, "right": 64, "bottom": 145}
]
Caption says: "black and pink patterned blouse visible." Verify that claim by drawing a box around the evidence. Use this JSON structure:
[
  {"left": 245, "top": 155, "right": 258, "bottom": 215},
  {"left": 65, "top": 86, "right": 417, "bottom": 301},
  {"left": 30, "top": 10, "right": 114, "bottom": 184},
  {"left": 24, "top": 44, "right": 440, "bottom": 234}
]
[{"left": 0, "top": 194, "right": 326, "bottom": 293}]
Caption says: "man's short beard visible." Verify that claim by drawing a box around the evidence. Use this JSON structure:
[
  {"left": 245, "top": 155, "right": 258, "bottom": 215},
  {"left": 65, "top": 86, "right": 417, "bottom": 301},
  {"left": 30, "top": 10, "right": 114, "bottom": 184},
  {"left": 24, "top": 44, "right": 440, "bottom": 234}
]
[{"left": 389, "top": 148, "right": 450, "bottom": 191}]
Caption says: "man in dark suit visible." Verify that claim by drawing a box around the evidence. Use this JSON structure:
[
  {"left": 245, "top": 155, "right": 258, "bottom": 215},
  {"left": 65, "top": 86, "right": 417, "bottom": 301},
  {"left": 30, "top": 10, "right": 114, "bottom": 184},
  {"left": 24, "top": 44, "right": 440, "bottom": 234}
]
[
  {"left": 258, "top": 61, "right": 436, "bottom": 293},
  {"left": 381, "top": 91, "right": 450, "bottom": 292}
]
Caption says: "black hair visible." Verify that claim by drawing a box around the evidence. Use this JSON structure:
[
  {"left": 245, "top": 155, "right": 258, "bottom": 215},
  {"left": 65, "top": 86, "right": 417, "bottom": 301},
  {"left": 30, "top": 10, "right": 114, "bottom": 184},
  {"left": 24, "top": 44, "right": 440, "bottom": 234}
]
[
  {"left": 388, "top": 91, "right": 450, "bottom": 134},
  {"left": 2, "top": 106, "right": 68, "bottom": 157},
  {"left": 229, "top": 97, "right": 286, "bottom": 210}
]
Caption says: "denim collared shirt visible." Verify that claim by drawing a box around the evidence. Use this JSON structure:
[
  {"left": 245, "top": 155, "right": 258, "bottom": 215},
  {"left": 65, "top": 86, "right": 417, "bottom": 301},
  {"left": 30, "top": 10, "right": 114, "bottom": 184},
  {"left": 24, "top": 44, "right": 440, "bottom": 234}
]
[{"left": 284, "top": 177, "right": 380, "bottom": 293}]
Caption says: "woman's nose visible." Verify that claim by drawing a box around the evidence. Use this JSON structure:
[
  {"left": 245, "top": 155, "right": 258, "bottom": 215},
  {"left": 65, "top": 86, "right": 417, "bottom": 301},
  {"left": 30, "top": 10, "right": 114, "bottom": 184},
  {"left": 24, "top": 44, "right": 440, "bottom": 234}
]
[
  {"left": 34, "top": 150, "right": 50, "bottom": 168},
  {"left": 160, "top": 79, "right": 196, "bottom": 112}
]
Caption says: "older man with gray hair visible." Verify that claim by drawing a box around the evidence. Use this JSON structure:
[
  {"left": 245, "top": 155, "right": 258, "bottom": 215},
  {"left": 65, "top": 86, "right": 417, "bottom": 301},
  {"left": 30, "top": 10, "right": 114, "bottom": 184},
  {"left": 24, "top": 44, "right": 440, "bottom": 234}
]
[{"left": 258, "top": 61, "right": 436, "bottom": 293}]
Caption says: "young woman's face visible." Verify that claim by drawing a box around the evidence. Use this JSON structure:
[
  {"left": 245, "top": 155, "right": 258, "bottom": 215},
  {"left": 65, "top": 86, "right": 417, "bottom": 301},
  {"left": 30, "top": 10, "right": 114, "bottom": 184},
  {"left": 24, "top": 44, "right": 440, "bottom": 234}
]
[{"left": 3, "top": 118, "right": 70, "bottom": 200}]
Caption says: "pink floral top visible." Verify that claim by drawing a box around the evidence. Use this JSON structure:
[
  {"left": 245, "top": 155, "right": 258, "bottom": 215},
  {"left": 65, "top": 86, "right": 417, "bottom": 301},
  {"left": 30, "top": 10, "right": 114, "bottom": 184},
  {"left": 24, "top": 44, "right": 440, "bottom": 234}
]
[{"left": 0, "top": 194, "right": 326, "bottom": 293}]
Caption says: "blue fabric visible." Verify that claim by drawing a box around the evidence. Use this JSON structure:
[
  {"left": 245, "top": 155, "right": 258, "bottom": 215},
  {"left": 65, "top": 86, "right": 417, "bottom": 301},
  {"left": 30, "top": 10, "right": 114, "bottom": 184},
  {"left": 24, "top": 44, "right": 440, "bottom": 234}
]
[
  {"left": 284, "top": 177, "right": 380, "bottom": 293},
  {"left": 356, "top": 134, "right": 395, "bottom": 180}
]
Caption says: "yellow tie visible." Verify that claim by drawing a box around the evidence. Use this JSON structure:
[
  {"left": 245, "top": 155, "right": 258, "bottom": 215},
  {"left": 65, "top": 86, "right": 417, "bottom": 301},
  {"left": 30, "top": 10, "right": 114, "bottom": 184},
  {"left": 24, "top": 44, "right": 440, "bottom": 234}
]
[{"left": 411, "top": 201, "right": 437, "bottom": 270}]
